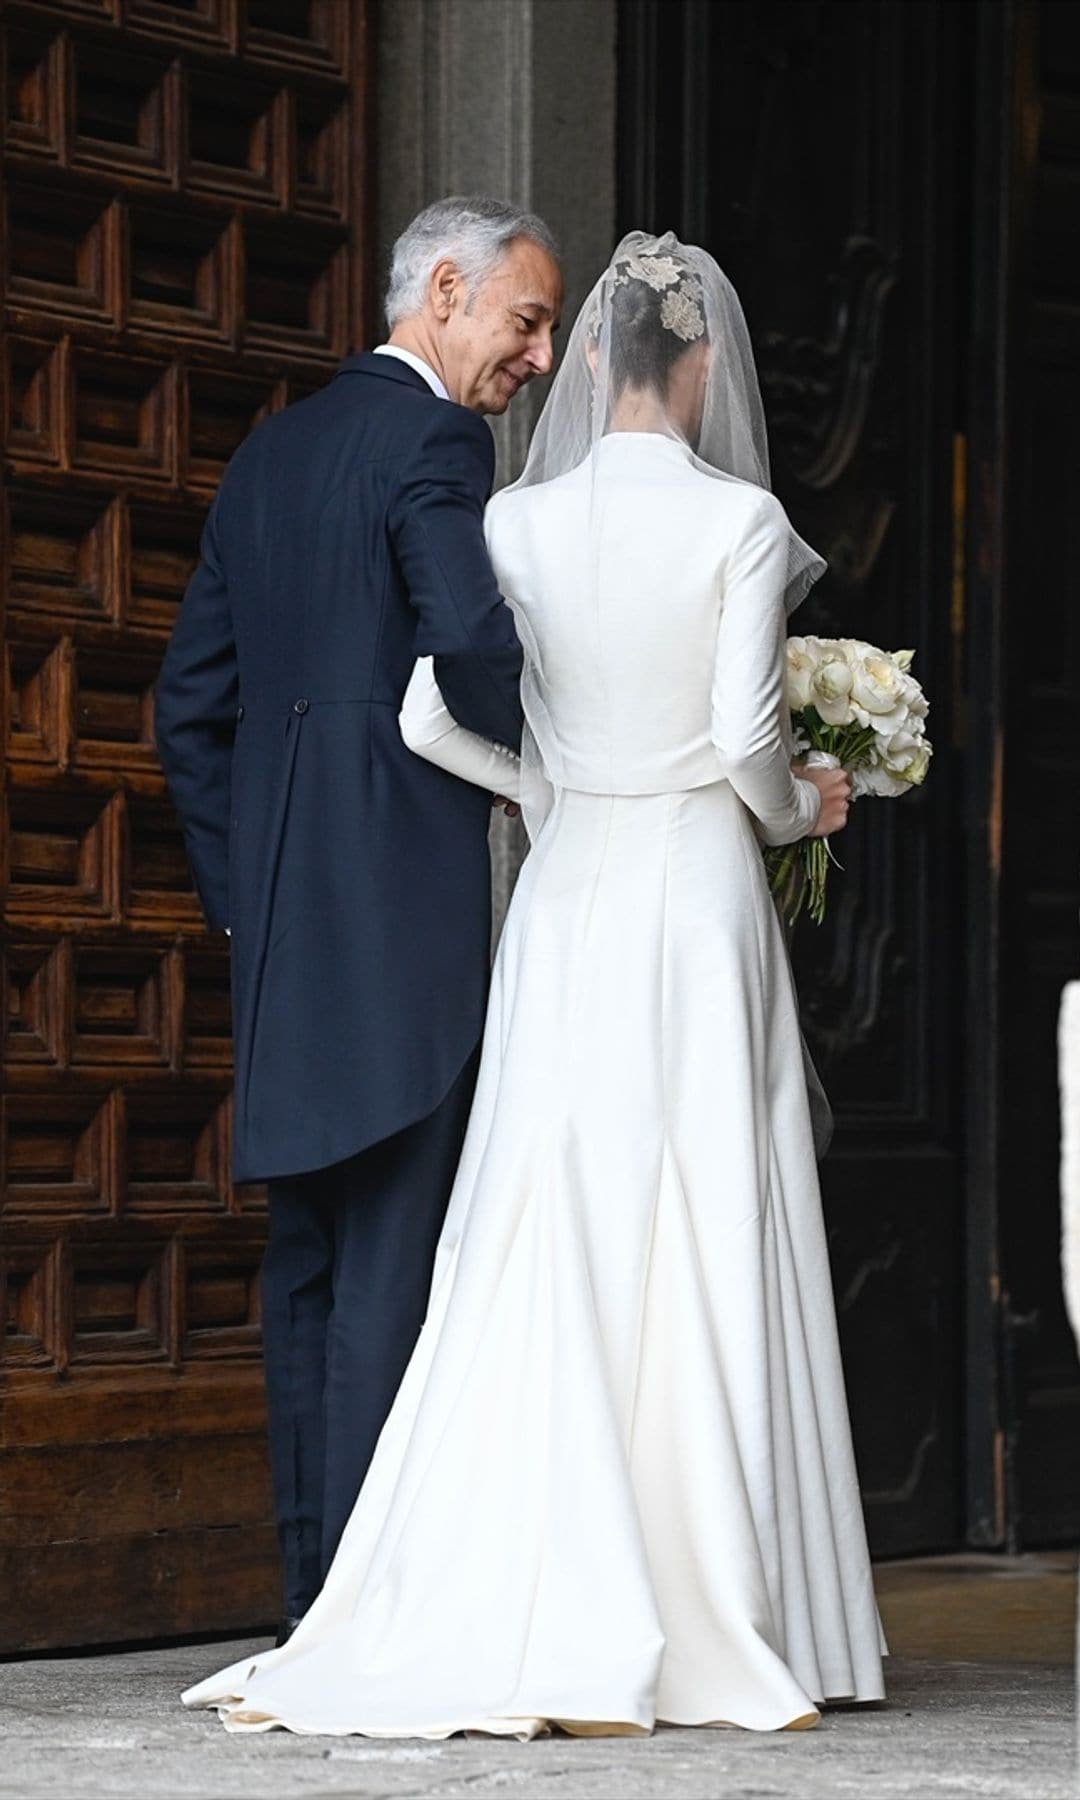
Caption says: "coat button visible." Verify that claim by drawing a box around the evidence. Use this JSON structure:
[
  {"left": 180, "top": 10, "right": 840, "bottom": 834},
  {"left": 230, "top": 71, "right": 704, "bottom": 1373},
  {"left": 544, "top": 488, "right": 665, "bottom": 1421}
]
[
  {"left": 236, "top": 704, "right": 244, "bottom": 721},
  {"left": 293, "top": 698, "right": 309, "bottom": 715}
]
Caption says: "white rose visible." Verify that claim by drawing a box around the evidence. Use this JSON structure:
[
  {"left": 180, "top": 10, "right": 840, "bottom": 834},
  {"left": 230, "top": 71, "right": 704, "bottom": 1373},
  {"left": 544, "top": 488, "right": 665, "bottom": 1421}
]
[
  {"left": 840, "top": 638, "right": 876, "bottom": 665},
  {"left": 852, "top": 762, "right": 911, "bottom": 798},
  {"left": 852, "top": 734, "right": 933, "bottom": 796},
  {"left": 786, "top": 637, "right": 819, "bottom": 711},
  {"left": 883, "top": 736, "right": 932, "bottom": 786},
  {"left": 880, "top": 727, "right": 922, "bottom": 761},
  {"left": 892, "top": 648, "right": 916, "bottom": 673},
  {"left": 882, "top": 679, "right": 928, "bottom": 739},
  {"left": 848, "top": 650, "right": 910, "bottom": 733},
  {"left": 810, "top": 636, "right": 849, "bottom": 665},
  {"left": 810, "top": 656, "right": 855, "bottom": 725}
]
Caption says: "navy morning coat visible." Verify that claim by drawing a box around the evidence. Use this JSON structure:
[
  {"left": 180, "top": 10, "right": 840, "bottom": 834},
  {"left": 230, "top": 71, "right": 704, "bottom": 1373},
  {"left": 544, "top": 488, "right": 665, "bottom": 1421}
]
[{"left": 154, "top": 353, "right": 524, "bottom": 1183}]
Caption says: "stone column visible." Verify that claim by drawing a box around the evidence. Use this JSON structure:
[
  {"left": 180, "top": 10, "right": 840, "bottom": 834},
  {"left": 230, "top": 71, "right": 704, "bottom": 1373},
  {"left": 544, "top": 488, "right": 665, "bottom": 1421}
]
[{"left": 375, "top": 0, "right": 617, "bottom": 923}]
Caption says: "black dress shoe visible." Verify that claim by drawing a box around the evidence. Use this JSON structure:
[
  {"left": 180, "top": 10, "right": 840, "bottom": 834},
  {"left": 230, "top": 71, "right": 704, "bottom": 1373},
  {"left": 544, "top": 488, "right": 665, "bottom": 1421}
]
[{"left": 275, "top": 1614, "right": 304, "bottom": 1647}]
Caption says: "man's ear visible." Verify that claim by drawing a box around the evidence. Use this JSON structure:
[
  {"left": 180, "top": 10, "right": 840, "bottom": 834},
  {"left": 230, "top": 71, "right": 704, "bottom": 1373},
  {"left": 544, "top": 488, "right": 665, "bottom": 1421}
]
[{"left": 429, "top": 258, "right": 461, "bottom": 321}]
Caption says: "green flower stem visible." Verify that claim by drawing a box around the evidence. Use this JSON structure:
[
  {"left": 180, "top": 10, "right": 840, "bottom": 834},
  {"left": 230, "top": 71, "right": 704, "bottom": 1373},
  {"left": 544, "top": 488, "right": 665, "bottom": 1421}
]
[
  {"left": 807, "top": 837, "right": 829, "bottom": 925},
  {"left": 765, "top": 707, "right": 875, "bottom": 927}
]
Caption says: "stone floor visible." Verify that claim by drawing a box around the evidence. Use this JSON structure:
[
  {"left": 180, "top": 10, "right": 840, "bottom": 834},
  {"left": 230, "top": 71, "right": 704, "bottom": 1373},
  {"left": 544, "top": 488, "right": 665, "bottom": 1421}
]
[{"left": 0, "top": 1553, "right": 1076, "bottom": 1800}]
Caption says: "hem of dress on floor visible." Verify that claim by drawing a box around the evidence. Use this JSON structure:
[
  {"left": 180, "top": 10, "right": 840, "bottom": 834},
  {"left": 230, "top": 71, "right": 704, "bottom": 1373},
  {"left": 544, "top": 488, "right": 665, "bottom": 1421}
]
[{"left": 192, "top": 1690, "right": 894, "bottom": 1739}]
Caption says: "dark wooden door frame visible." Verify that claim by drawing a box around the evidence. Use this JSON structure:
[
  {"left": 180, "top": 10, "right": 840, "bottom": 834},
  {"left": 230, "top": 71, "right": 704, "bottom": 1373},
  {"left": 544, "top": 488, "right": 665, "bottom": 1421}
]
[
  {"left": 962, "top": 0, "right": 1022, "bottom": 1551},
  {"left": 966, "top": 0, "right": 1080, "bottom": 1550}
]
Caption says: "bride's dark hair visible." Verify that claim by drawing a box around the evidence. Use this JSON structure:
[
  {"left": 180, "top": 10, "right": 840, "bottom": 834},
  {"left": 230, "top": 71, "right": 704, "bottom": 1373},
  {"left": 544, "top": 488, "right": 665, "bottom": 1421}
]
[{"left": 607, "top": 273, "right": 706, "bottom": 398}]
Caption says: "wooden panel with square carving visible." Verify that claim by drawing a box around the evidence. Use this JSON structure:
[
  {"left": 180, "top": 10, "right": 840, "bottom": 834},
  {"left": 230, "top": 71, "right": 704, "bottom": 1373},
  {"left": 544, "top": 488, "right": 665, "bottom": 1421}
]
[{"left": 1, "top": 0, "right": 373, "bottom": 1651}]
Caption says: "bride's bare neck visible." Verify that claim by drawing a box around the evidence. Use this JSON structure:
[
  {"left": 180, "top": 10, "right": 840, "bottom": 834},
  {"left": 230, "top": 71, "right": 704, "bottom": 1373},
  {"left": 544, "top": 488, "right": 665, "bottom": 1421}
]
[{"left": 606, "top": 388, "right": 671, "bottom": 434}]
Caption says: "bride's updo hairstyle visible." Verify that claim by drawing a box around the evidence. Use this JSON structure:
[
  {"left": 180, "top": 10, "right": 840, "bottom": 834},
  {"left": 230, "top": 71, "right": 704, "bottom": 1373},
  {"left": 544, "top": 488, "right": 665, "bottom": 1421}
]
[
  {"left": 504, "top": 229, "right": 826, "bottom": 655},
  {"left": 594, "top": 250, "right": 708, "bottom": 400}
]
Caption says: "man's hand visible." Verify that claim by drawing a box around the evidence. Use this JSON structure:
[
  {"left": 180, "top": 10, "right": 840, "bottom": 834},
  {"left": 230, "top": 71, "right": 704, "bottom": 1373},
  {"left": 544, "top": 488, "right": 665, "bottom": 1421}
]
[{"left": 492, "top": 795, "right": 520, "bottom": 818}]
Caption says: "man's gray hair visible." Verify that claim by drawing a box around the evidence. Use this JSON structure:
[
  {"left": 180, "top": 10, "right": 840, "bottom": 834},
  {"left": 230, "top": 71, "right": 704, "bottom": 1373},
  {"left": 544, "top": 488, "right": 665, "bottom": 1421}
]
[{"left": 385, "top": 196, "right": 558, "bottom": 328}]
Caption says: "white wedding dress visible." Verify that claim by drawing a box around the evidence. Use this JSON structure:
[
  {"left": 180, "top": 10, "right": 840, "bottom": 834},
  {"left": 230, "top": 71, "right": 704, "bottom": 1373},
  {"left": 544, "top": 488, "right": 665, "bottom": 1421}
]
[{"left": 183, "top": 432, "right": 886, "bottom": 1738}]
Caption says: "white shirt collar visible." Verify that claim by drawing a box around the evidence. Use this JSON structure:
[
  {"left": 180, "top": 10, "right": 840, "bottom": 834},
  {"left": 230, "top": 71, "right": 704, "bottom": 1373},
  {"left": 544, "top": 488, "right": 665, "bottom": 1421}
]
[{"left": 373, "top": 345, "right": 449, "bottom": 402}]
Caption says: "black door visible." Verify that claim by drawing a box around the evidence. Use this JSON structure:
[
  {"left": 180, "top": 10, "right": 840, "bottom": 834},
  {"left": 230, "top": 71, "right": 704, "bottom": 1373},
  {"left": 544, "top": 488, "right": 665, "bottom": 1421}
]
[
  {"left": 617, "top": 0, "right": 1080, "bottom": 1555},
  {"left": 985, "top": 0, "right": 1080, "bottom": 1548}
]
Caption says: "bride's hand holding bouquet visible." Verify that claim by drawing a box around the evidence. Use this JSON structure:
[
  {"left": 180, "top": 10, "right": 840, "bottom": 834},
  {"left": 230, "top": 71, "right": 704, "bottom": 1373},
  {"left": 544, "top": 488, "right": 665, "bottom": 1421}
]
[
  {"left": 798, "top": 758, "right": 853, "bottom": 839},
  {"left": 769, "top": 637, "right": 933, "bottom": 926}
]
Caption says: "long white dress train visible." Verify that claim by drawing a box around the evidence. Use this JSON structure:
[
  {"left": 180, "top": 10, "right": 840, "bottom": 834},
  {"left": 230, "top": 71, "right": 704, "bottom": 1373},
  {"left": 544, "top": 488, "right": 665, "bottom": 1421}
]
[{"left": 182, "top": 434, "right": 886, "bottom": 1737}]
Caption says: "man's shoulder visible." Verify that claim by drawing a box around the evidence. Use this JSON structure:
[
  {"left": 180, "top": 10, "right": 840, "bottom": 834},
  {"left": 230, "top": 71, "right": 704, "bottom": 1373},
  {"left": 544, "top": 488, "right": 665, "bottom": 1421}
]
[
  {"left": 276, "top": 366, "right": 442, "bottom": 442},
  {"left": 221, "top": 366, "right": 449, "bottom": 481},
  {"left": 216, "top": 369, "right": 495, "bottom": 522},
  {"left": 399, "top": 402, "right": 496, "bottom": 499},
  {"left": 272, "top": 367, "right": 488, "bottom": 460}
]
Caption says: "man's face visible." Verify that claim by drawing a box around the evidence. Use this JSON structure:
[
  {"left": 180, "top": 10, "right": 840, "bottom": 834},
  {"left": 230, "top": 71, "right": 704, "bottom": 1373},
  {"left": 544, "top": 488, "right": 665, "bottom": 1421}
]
[{"left": 439, "top": 239, "right": 563, "bottom": 414}]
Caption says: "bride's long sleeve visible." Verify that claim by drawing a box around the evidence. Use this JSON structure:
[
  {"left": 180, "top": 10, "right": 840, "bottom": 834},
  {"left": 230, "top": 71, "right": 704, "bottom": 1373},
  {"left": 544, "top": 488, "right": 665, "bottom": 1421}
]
[
  {"left": 711, "top": 494, "right": 822, "bottom": 847},
  {"left": 400, "top": 657, "right": 523, "bottom": 799}
]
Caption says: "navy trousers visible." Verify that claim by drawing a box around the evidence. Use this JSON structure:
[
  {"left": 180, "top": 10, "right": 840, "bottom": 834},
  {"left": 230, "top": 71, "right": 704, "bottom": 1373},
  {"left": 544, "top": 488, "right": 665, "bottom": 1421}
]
[{"left": 260, "top": 1048, "right": 481, "bottom": 1617}]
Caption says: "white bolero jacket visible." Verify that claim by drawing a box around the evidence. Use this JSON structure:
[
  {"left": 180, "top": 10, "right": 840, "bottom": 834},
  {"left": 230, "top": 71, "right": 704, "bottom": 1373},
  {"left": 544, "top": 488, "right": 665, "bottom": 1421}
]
[{"left": 400, "top": 432, "right": 821, "bottom": 849}]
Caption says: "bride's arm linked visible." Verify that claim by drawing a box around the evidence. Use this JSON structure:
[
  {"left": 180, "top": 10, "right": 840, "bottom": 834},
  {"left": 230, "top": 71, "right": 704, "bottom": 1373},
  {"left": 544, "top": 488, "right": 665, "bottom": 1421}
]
[
  {"left": 399, "top": 657, "right": 523, "bottom": 800},
  {"left": 711, "top": 493, "right": 823, "bottom": 848}
]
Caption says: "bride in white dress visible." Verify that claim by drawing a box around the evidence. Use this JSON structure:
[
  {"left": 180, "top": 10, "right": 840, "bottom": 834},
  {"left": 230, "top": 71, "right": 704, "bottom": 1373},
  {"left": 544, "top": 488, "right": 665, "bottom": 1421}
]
[{"left": 183, "top": 232, "right": 886, "bottom": 1738}]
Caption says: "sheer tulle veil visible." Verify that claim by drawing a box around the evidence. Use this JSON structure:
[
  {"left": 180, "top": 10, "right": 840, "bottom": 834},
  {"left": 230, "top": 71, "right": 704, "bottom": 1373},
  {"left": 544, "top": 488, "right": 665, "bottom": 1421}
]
[{"left": 493, "top": 229, "right": 826, "bottom": 843}]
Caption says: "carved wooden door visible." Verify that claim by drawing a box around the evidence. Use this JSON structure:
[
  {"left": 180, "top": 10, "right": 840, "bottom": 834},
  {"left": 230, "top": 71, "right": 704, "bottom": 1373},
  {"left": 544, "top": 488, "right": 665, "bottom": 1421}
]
[{"left": 1, "top": 0, "right": 371, "bottom": 1650}]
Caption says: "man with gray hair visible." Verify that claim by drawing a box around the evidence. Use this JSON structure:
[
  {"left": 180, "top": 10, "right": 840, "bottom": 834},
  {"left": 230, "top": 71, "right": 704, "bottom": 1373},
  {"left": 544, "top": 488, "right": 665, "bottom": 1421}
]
[
  {"left": 155, "top": 196, "right": 562, "bottom": 1642},
  {"left": 383, "top": 194, "right": 561, "bottom": 412}
]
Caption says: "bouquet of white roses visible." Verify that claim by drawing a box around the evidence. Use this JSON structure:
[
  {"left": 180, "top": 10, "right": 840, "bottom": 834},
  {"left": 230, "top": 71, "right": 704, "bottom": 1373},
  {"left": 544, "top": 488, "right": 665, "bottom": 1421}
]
[{"left": 767, "top": 636, "right": 932, "bottom": 926}]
